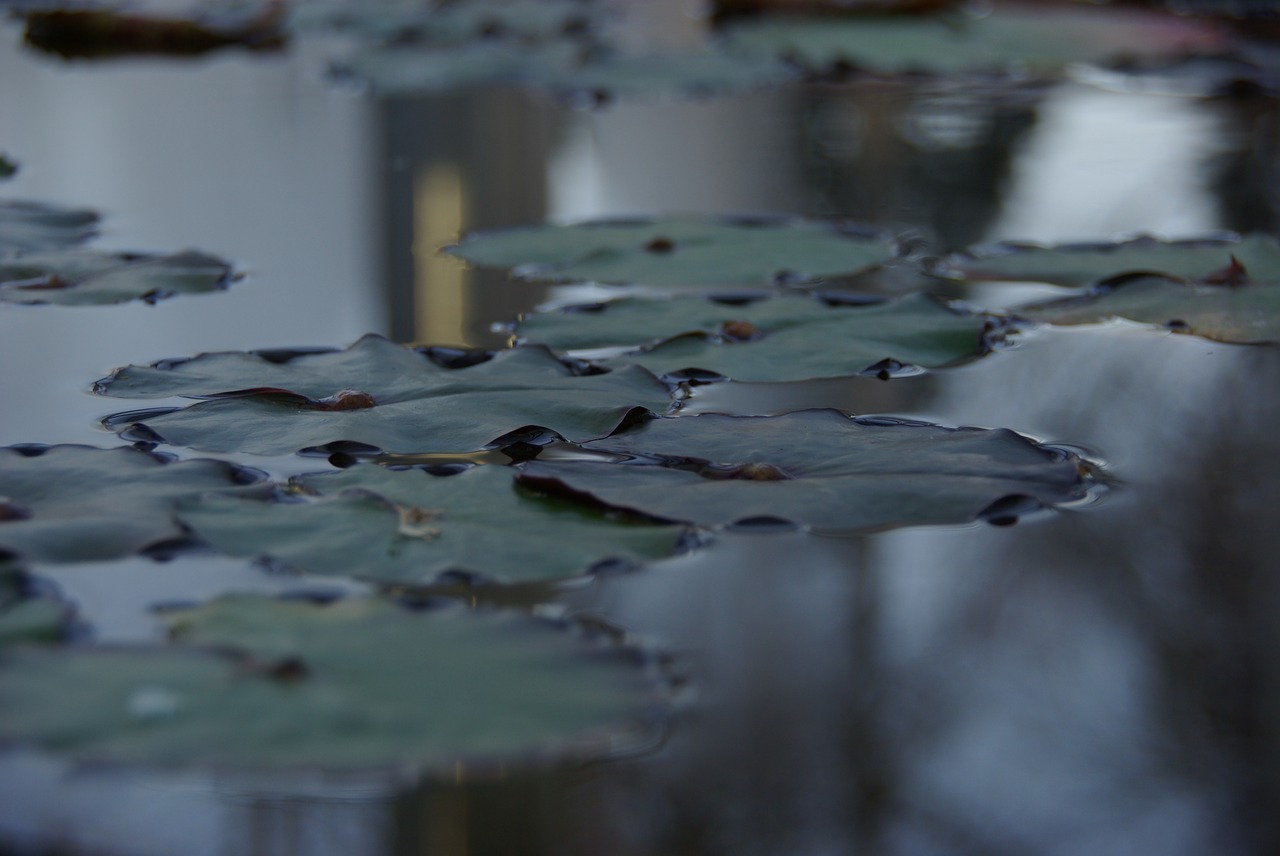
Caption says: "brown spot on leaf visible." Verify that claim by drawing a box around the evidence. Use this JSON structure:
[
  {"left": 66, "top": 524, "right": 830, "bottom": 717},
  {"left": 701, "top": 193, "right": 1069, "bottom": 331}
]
[
  {"left": 703, "top": 461, "right": 792, "bottom": 481},
  {"left": 718, "top": 319, "right": 760, "bottom": 342},
  {"left": 1200, "top": 255, "right": 1249, "bottom": 287},
  {"left": 398, "top": 505, "right": 443, "bottom": 540},
  {"left": 0, "top": 500, "right": 33, "bottom": 522},
  {"left": 309, "top": 389, "right": 377, "bottom": 411},
  {"left": 645, "top": 236, "right": 676, "bottom": 254}
]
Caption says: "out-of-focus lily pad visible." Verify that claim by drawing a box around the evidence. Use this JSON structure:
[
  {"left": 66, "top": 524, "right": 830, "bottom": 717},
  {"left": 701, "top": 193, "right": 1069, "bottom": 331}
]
[
  {"left": 447, "top": 215, "right": 899, "bottom": 286},
  {"left": 0, "top": 250, "right": 235, "bottom": 306},
  {"left": 519, "top": 410, "right": 1092, "bottom": 532},
  {"left": 96, "top": 335, "right": 673, "bottom": 456},
  {"left": 293, "top": 0, "right": 602, "bottom": 43},
  {"left": 0, "top": 568, "right": 69, "bottom": 647},
  {"left": 517, "top": 293, "right": 989, "bottom": 381},
  {"left": 1018, "top": 274, "right": 1280, "bottom": 344},
  {"left": 23, "top": 5, "right": 286, "bottom": 59},
  {"left": 180, "top": 464, "right": 687, "bottom": 586},
  {"left": 0, "top": 200, "right": 98, "bottom": 255},
  {"left": 0, "top": 156, "right": 15, "bottom": 180},
  {"left": 720, "top": 4, "right": 1226, "bottom": 77},
  {"left": 945, "top": 233, "right": 1280, "bottom": 288},
  {"left": 331, "top": 40, "right": 580, "bottom": 94},
  {"left": 0, "top": 595, "right": 666, "bottom": 772},
  {"left": 537, "top": 50, "right": 800, "bottom": 101},
  {"left": 0, "top": 445, "right": 262, "bottom": 563}
]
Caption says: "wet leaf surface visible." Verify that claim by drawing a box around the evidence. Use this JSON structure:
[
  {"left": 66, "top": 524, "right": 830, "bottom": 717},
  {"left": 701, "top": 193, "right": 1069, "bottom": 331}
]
[
  {"left": 96, "top": 335, "right": 673, "bottom": 455},
  {"left": 945, "top": 233, "right": 1280, "bottom": 288},
  {"left": 519, "top": 410, "right": 1092, "bottom": 532},
  {"left": 180, "top": 464, "right": 687, "bottom": 586},
  {"left": 720, "top": 3, "right": 1226, "bottom": 77},
  {"left": 0, "top": 445, "right": 262, "bottom": 563},
  {"left": 0, "top": 200, "right": 98, "bottom": 255},
  {"left": 0, "top": 595, "right": 665, "bottom": 771},
  {"left": 1018, "top": 274, "right": 1280, "bottom": 344},
  {"left": 517, "top": 293, "right": 989, "bottom": 381},
  {"left": 447, "top": 215, "right": 900, "bottom": 286},
  {"left": 0, "top": 249, "right": 235, "bottom": 306}
]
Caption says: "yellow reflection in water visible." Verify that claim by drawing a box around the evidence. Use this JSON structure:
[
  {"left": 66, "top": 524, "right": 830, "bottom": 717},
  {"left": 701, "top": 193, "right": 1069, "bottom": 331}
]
[{"left": 414, "top": 161, "right": 468, "bottom": 346}]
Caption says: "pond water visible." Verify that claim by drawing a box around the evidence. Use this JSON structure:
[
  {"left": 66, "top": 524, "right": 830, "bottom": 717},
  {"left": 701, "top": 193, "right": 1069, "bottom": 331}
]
[{"left": 2, "top": 4, "right": 1280, "bottom": 855}]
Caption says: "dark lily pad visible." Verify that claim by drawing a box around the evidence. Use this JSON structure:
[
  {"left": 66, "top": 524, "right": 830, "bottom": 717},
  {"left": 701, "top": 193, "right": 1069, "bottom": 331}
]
[
  {"left": 1018, "top": 274, "right": 1280, "bottom": 344},
  {"left": 519, "top": 410, "right": 1092, "bottom": 532},
  {"left": 0, "top": 156, "right": 15, "bottom": 180},
  {"left": 96, "top": 335, "right": 673, "bottom": 456},
  {"left": 0, "top": 200, "right": 98, "bottom": 255},
  {"left": 0, "top": 568, "right": 69, "bottom": 647},
  {"left": 179, "top": 464, "right": 687, "bottom": 586},
  {"left": 720, "top": 3, "right": 1227, "bottom": 77},
  {"left": 22, "top": 5, "right": 286, "bottom": 59},
  {"left": 446, "top": 215, "right": 900, "bottom": 287},
  {"left": 0, "top": 445, "right": 261, "bottom": 563},
  {"left": 944, "top": 233, "right": 1280, "bottom": 289},
  {"left": 517, "top": 293, "right": 989, "bottom": 381},
  {"left": 331, "top": 41, "right": 582, "bottom": 95},
  {"left": 0, "top": 595, "right": 665, "bottom": 772},
  {"left": 0, "top": 249, "right": 236, "bottom": 306}
]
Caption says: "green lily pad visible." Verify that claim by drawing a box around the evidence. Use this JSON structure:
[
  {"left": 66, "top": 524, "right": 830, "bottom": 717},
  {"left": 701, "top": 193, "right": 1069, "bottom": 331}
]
[
  {"left": 1018, "top": 274, "right": 1280, "bottom": 344},
  {"left": 944, "top": 233, "right": 1280, "bottom": 289},
  {"left": 517, "top": 293, "right": 989, "bottom": 381},
  {"left": 0, "top": 568, "right": 69, "bottom": 647},
  {"left": 22, "top": 6, "right": 287, "bottom": 59},
  {"left": 0, "top": 200, "right": 98, "bottom": 255},
  {"left": 294, "top": 0, "right": 601, "bottom": 43},
  {"left": 446, "top": 215, "right": 900, "bottom": 287},
  {"left": 519, "top": 410, "right": 1092, "bottom": 532},
  {"left": 331, "top": 40, "right": 582, "bottom": 94},
  {"left": 180, "top": 464, "right": 687, "bottom": 586},
  {"left": 0, "top": 595, "right": 666, "bottom": 772},
  {"left": 96, "top": 335, "right": 673, "bottom": 456},
  {"left": 537, "top": 49, "right": 800, "bottom": 101},
  {"left": 720, "top": 3, "right": 1227, "bottom": 77},
  {"left": 0, "top": 249, "right": 235, "bottom": 306},
  {"left": 0, "top": 445, "right": 262, "bottom": 563}
]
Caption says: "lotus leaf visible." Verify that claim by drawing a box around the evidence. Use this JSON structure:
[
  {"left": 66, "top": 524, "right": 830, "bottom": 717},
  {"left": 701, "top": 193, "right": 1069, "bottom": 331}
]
[
  {"left": 720, "top": 4, "right": 1225, "bottom": 77},
  {"left": 1018, "top": 274, "right": 1280, "bottom": 344},
  {"left": 0, "top": 445, "right": 261, "bottom": 563},
  {"left": 446, "top": 215, "right": 899, "bottom": 286},
  {"left": 0, "top": 595, "right": 665, "bottom": 771},
  {"left": 96, "top": 335, "right": 673, "bottom": 455},
  {"left": 517, "top": 293, "right": 988, "bottom": 381},
  {"left": 0, "top": 249, "right": 235, "bottom": 306},
  {"left": 945, "top": 233, "right": 1280, "bottom": 289},
  {"left": 179, "top": 464, "right": 687, "bottom": 585},
  {"left": 519, "top": 410, "right": 1092, "bottom": 531},
  {"left": 0, "top": 200, "right": 98, "bottom": 255}
]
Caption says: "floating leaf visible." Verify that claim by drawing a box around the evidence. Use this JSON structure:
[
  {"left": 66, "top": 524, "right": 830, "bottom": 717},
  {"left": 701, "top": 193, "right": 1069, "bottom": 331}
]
[
  {"left": 0, "top": 156, "right": 15, "bottom": 180},
  {"left": 96, "top": 335, "right": 673, "bottom": 456},
  {"left": 0, "top": 595, "right": 665, "bottom": 771},
  {"left": 0, "top": 200, "right": 98, "bottom": 255},
  {"left": 0, "top": 445, "right": 261, "bottom": 563},
  {"left": 180, "top": 464, "right": 687, "bottom": 586},
  {"left": 0, "top": 249, "right": 235, "bottom": 306},
  {"left": 519, "top": 410, "right": 1092, "bottom": 532},
  {"left": 536, "top": 50, "right": 799, "bottom": 101},
  {"left": 0, "top": 568, "right": 69, "bottom": 647},
  {"left": 447, "top": 215, "right": 900, "bottom": 287},
  {"left": 294, "top": 0, "right": 602, "bottom": 43},
  {"left": 331, "top": 40, "right": 582, "bottom": 94},
  {"left": 1018, "top": 274, "right": 1280, "bottom": 344},
  {"left": 720, "top": 4, "right": 1226, "bottom": 77},
  {"left": 517, "top": 293, "right": 989, "bottom": 381},
  {"left": 23, "top": 6, "right": 286, "bottom": 59},
  {"left": 944, "top": 233, "right": 1280, "bottom": 289}
]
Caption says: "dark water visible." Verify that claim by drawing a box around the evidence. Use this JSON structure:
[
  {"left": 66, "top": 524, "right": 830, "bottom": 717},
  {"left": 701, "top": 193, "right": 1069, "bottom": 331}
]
[{"left": 3, "top": 8, "right": 1280, "bottom": 856}]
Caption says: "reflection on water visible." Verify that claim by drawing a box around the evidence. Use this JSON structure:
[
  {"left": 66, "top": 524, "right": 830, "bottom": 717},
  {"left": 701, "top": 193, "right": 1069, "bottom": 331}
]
[{"left": 2, "top": 18, "right": 1280, "bottom": 856}]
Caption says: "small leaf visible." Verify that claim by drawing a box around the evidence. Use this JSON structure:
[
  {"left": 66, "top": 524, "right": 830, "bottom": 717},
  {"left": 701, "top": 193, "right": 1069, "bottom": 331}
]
[
  {"left": 0, "top": 200, "right": 98, "bottom": 255},
  {"left": 0, "top": 249, "right": 235, "bottom": 306}
]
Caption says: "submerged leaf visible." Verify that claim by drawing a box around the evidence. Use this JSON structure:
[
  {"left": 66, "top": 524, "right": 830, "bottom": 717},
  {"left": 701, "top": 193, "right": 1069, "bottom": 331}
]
[
  {"left": 517, "top": 293, "right": 988, "bottom": 381},
  {"left": 720, "top": 3, "right": 1226, "bottom": 77},
  {"left": 0, "top": 445, "right": 261, "bottom": 563},
  {"left": 447, "top": 215, "right": 899, "bottom": 286},
  {"left": 519, "top": 410, "right": 1092, "bottom": 531},
  {"left": 0, "top": 200, "right": 98, "bottom": 255},
  {"left": 0, "top": 595, "right": 665, "bottom": 772},
  {"left": 0, "top": 249, "right": 235, "bottom": 306},
  {"left": 944, "top": 233, "right": 1280, "bottom": 288},
  {"left": 180, "top": 464, "right": 687, "bottom": 586},
  {"left": 96, "top": 335, "right": 673, "bottom": 455}
]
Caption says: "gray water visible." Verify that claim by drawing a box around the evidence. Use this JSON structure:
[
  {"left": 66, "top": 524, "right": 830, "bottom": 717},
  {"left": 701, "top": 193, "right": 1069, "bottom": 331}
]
[{"left": 2, "top": 10, "right": 1280, "bottom": 856}]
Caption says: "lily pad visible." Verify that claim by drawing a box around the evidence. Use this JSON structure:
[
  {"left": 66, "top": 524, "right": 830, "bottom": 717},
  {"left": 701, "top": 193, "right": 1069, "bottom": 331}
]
[
  {"left": 0, "top": 249, "right": 236, "bottom": 306},
  {"left": 22, "top": 5, "right": 286, "bottom": 59},
  {"left": 180, "top": 464, "right": 687, "bottom": 586},
  {"left": 0, "top": 568, "right": 69, "bottom": 647},
  {"left": 0, "top": 445, "right": 261, "bottom": 563},
  {"left": 294, "top": 0, "right": 602, "bottom": 43},
  {"left": 537, "top": 49, "right": 800, "bottom": 101},
  {"left": 944, "top": 233, "right": 1280, "bottom": 289},
  {"left": 519, "top": 410, "right": 1092, "bottom": 531},
  {"left": 331, "top": 40, "right": 580, "bottom": 95},
  {"left": 0, "top": 156, "right": 15, "bottom": 180},
  {"left": 446, "top": 215, "right": 900, "bottom": 287},
  {"left": 1018, "top": 274, "right": 1280, "bottom": 344},
  {"left": 517, "top": 293, "right": 989, "bottom": 381},
  {"left": 0, "top": 595, "right": 666, "bottom": 772},
  {"left": 96, "top": 335, "right": 673, "bottom": 456},
  {"left": 0, "top": 200, "right": 98, "bottom": 255},
  {"left": 720, "top": 3, "right": 1227, "bottom": 77}
]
